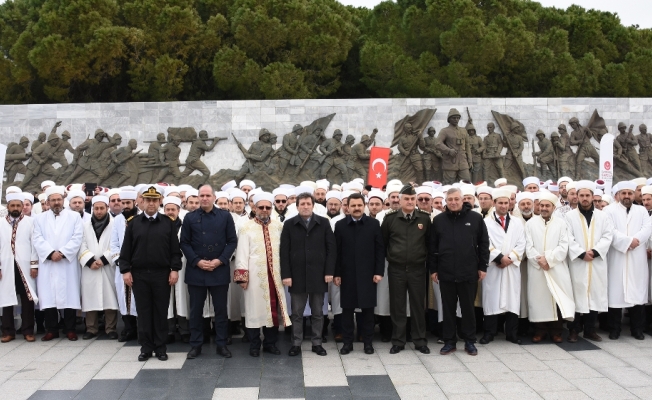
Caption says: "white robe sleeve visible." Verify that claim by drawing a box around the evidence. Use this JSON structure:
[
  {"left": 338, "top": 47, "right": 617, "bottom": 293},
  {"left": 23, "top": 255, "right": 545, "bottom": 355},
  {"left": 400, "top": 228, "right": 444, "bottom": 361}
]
[
  {"left": 609, "top": 211, "right": 635, "bottom": 253},
  {"left": 110, "top": 219, "right": 121, "bottom": 265},
  {"left": 234, "top": 224, "right": 250, "bottom": 283},
  {"left": 30, "top": 223, "right": 38, "bottom": 269},
  {"left": 508, "top": 228, "right": 526, "bottom": 264},
  {"left": 59, "top": 216, "right": 83, "bottom": 261},
  {"left": 33, "top": 218, "right": 55, "bottom": 261},
  {"left": 79, "top": 226, "right": 95, "bottom": 267},
  {"left": 634, "top": 212, "right": 652, "bottom": 244},
  {"left": 566, "top": 217, "right": 587, "bottom": 261},
  {"left": 593, "top": 214, "right": 614, "bottom": 259},
  {"left": 545, "top": 223, "right": 569, "bottom": 269},
  {"left": 525, "top": 223, "right": 541, "bottom": 269}
]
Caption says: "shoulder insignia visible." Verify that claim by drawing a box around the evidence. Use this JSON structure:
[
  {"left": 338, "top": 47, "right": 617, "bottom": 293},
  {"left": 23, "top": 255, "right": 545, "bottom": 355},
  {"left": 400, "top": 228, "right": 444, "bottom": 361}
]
[
  {"left": 386, "top": 209, "right": 398, "bottom": 215},
  {"left": 417, "top": 209, "right": 430, "bottom": 215},
  {"left": 126, "top": 216, "right": 135, "bottom": 223}
]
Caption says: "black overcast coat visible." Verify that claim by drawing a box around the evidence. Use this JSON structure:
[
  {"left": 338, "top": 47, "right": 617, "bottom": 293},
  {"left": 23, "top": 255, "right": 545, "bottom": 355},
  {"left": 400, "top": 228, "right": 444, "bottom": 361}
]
[{"left": 334, "top": 215, "right": 385, "bottom": 309}]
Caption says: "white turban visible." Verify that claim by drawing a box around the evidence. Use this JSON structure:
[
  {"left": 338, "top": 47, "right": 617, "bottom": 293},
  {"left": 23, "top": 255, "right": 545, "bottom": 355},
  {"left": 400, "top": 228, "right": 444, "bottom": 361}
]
[
  {"left": 632, "top": 177, "right": 647, "bottom": 187},
  {"left": 253, "top": 192, "right": 274, "bottom": 205},
  {"left": 68, "top": 190, "right": 86, "bottom": 201},
  {"left": 214, "top": 191, "right": 229, "bottom": 200},
  {"left": 341, "top": 190, "right": 354, "bottom": 200},
  {"left": 539, "top": 191, "right": 559, "bottom": 206},
  {"left": 41, "top": 180, "right": 56, "bottom": 189},
  {"left": 120, "top": 190, "right": 137, "bottom": 200},
  {"left": 295, "top": 185, "right": 314, "bottom": 196},
  {"left": 415, "top": 186, "right": 432, "bottom": 196},
  {"left": 641, "top": 186, "right": 652, "bottom": 196},
  {"left": 6, "top": 193, "right": 24, "bottom": 203},
  {"left": 348, "top": 181, "right": 364, "bottom": 193},
  {"left": 5, "top": 186, "right": 21, "bottom": 194},
  {"left": 522, "top": 177, "right": 539, "bottom": 187},
  {"left": 492, "top": 189, "right": 511, "bottom": 200},
  {"left": 594, "top": 189, "right": 603, "bottom": 196},
  {"left": 516, "top": 192, "right": 535, "bottom": 204},
  {"left": 221, "top": 180, "right": 237, "bottom": 191},
  {"left": 558, "top": 176, "right": 573, "bottom": 185},
  {"left": 385, "top": 185, "right": 402, "bottom": 195},
  {"left": 45, "top": 186, "right": 65, "bottom": 199},
  {"left": 163, "top": 196, "right": 181, "bottom": 207},
  {"left": 316, "top": 179, "right": 330, "bottom": 190},
  {"left": 494, "top": 178, "right": 507, "bottom": 187},
  {"left": 367, "top": 190, "right": 385, "bottom": 202},
  {"left": 229, "top": 189, "right": 247, "bottom": 201},
  {"left": 602, "top": 195, "right": 613, "bottom": 205},
  {"left": 432, "top": 191, "right": 444, "bottom": 199},
  {"left": 460, "top": 185, "right": 475, "bottom": 197},
  {"left": 38, "top": 193, "right": 47, "bottom": 202},
  {"left": 618, "top": 181, "right": 637, "bottom": 192},
  {"left": 503, "top": 185, "right": 518, "bottom": 194},
  {"left": 575, "top": 180, "right": 596, "bottom": 193},
  {"left": 476, "top": 186, "right": 493, "bottom": 197},
  {"left": 92, "top": 196, "right": 109, "bottom": 205},
  {"left": 164, "top": 187, "right": 180, "bottom": 197},
  {"left": 326, "top": 191, "right": 342, "bottom": 202},
  {"left": 239, "top": 179, "right": 256, "bottom": 189},
  {"left": 22, "top": 192, "right": 34, "bottom": 203},
  {"left": 186, "top": 189, "right": 199, "bottom": 198},
  {"left": 548, "top": 184, "right": 559, "bottom": 192},
  {"left": 177, "top": 184, "right": 193, "bottom": 193}
]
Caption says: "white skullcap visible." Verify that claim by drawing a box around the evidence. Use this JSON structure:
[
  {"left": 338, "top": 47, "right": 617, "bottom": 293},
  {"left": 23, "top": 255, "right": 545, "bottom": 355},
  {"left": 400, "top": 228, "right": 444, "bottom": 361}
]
[
  {"left": 575, "top": 180, "right": 596, "bottom": 193},
  {"left": 6, "top": 193, "right": 24, "bottom": 203},
  {"left": 474, "top": 181, "right": 487, "bottom": 188},
  {"left": 326, "top": 190, "right": 342, "bottom": 202},
  {"left": 422, "top": 182, "right": 436, "bottom": 189},
  {"left": 632, "top": 177, "right": 647, "bottom": 187},
  {"left": 548, "top": 184, "right": 559, "bottom": 192},
  {"left": 177, "top": 184, "right": 193, "bottom": 193},
  {"left": 45, "top": 186, "right": 65, "bottom": 198},
  {"left": 612, "top": 184, "right": 619, "bottom": 196},
  {"left": 503, "top": 185, "right": 518, "bottom": 194},
  {"left": 415, "top": 186, "right": 432, "bottom": 196},
  {"left": 186, "top": 189, "right": 199, "bottom": 198},
  {"left": 164, "top": 187, "right": 180, "bottom": 197},
  {"left": 316, "top": 179, "right": 330, "bottom": 190},
  {"left": 229, "top": 189, "right": 247, "bottom": 201},
  {"left": 647, "top": 178, "right": 652, "bottom": 187},
  {"left": 107, "top": 188, "right": 120, "bottom": 197},
  {"left": 299, "top": 181, "right": 317, "bottom": 190},
  {"left": 516, "top": 192, "right": 535, "bottom": 204},
  {"left": 432, "top": 181, "right": 442, "bottom": 189},
  {"left": 6, "top": 186, "right": 21, "bottom": 194},
  {"left": 432, "top": 190, "right": 444, "bottom": 199},
  {"left": 348, "top": 181, "right": 364, "bottom": 193},
  {"left": 40, "top": 180, "right": 55, "bottom": 189},
  {"left": 641, "top": 186, "right": 652, "bottom": 196},
  {"left": 68, "top": 190, "right": 86, "bottom": 200},
  {"left": 221, "top": 180, "right": 237, "bottom": 191},
  {"left": 595, "top": 179, "right": 606, "bottom": 189},
  {"left": 214, "top": 191, "right": 229, "bottom": 200},
  {"left": 92, "top": 195, "right": 109, "bottom": 205},
  {"left": 566, "top": 182, "right": 577, "bottom": 191},
  {"left": 341, "top": 190, "right": 355, "bottom": 200},
  {"left": 594, "top": 189, "right": 603, "bottom": 196},
  {"left": 522, "top": 177, "right": 539, "bottom": 187},
  {"left": 558, "top": 176, "right": 573, "bottom": 185},
  {"left": 163, "top": 196, "right": 181, "bottom": 207},
  {"left": 253, "top": 192, "right": 274, "bottom": 205},
  {"left": 352, "top": 178, "right": 365, "bottom": 185},
  {"left": 22, "top": 192, "right": 34, "bottom": 203},
  {"left": 367, "top": 190, "right": 385, "bottom": 202},
  {"left": 136, "top": 184, "right": 149, "bottom": 195},
  {"left": 494, "top": 178, "right": 507, "bottom": 187},
  {"left": 387, "top": 179, "right": 403, "bottom": 187},
  {"left": 295, "top": 185, "right": 314, "bottom": 196},
  {"left": 386, "top": 184, "right": 402, "bottom": 195},
  {"left": 476, "top": 186, "right": 493, "bottom": 197},
  {"left": 249, "top": 188, "right": 263, "bottom": 198},
  {"left": 239, "top": 179, "right": 256, "bottom": 189},
  {"left": 38, "top": 193, "right": 47, "bottom": 201},
  {"left": 492, "top": 189, "right": 512, "bottom": 200},
  {"left": 461, "top": 184, "right": 475, "bottom": 197},
  {"left": 331, "top": 184, "right": 342, "bottom": 191},
  {"left": 539, "top": 191, "right": 559, "bottom": 206},
  {"left": 602, "top": 195, "right": 613, "bottom": 204},
  {"left": 119, "top": 190, "right": 137, "bottom": 200}
]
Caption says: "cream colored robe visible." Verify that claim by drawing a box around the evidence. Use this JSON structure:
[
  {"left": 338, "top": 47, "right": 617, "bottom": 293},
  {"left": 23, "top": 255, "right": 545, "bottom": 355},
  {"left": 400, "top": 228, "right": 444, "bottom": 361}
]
[
  {"left": 79, "top": 217, "right": 118, "bottom": 311},
  {"left": 0, "top": 216, "right": 38, "bottom": 308}
]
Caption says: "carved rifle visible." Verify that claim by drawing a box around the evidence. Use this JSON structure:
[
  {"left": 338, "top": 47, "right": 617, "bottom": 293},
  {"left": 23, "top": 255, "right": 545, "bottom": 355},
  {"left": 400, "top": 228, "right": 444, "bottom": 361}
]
[
  {"left": 105, "top": 149, "right": 143, "bottom": 175},
  {"left": 531, "top": 139, "right": 537, "bottom": 176},
  {"left": 231, "top": 133, "right": 253, "bottom": 174}
]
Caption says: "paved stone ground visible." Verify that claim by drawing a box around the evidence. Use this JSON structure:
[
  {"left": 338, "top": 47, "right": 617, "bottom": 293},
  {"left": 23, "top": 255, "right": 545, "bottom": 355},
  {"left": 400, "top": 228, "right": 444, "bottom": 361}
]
[{"left": 3, "top": 323, "right": 652, "bottom": 399}]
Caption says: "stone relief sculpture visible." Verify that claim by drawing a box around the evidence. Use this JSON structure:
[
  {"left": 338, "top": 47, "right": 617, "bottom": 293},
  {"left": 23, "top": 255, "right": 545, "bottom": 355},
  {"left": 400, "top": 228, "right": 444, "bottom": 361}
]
[{"left": 636, "top": 124, "right": 652, "bottom": 176}]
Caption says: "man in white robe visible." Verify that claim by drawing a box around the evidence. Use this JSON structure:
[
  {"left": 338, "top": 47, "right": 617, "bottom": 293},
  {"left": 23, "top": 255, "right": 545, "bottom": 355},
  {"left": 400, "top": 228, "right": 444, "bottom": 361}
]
[
  {"left": 79, "top": 195, "right": 118, "bottom": 339},
  {"left": 565, "top": 181, "right": 613, "bottom": 342},
  {"left": 110, "top": 189, "right": 139, "bottom": 342},
  {"left": 33, "top": 186, "right": 84, "bottom": 341},
  {"left": 513, "top": 192, "right": 535, "bottom": 336},
  {"left": 480, "top": 189, "right": 526, "bottom": 345},
  {"left": 603, "top": 181, "right": 652, "bottom": 340},
  {"left": 525, "top": 191, "right": 575, "bottom": 343},
  {"left": 0, "top": 193, "right": 38, "bottom": 343},
  {"left": 234, "top": 192, "right": 290, "bottom": 357}
]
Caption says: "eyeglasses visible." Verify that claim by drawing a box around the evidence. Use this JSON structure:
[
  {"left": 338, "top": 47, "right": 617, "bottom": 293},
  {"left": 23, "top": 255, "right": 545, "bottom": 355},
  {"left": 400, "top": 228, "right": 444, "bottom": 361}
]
[
  {"left": 275, "top": 199, "right": 287, "bottom": 204},
  {"left": 257, "top": 206, "right": 272, "bottom": 210},
  {"left": 110, "top": 199, "right": 121, "bottom": 203},
  {"left": 417, "top": 197, "right": 431, "bottom": 202}
]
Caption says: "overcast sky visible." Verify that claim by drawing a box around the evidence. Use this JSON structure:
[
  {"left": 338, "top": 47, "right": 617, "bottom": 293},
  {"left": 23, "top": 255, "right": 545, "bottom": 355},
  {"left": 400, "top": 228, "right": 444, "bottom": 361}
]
[{"left": 339, "top": 0, "right": 652, "bottom": 29}]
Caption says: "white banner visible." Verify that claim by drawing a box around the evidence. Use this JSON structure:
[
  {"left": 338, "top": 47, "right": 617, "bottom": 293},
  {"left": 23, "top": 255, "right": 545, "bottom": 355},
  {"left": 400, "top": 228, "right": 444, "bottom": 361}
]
[
  {"left": 599, "top": 133, "right": 614, "bottom": 195},
  {"left": 0, "top": 143, "right": 6, "bottom": 197}
]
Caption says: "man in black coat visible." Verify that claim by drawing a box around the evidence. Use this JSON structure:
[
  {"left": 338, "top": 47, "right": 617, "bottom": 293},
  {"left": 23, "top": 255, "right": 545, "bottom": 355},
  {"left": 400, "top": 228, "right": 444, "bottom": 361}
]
[
  {"left": 281, "top": 192, "right": 336, "bottom": 357},
  {"left": 334, "top": 193, "right": 385, "bottom": 355},
  {"left": 119, "top": 186, "right": 183, "bottom": 362},
  {"left": 430, "top": 187, "right": 490, "bottom": 357}
]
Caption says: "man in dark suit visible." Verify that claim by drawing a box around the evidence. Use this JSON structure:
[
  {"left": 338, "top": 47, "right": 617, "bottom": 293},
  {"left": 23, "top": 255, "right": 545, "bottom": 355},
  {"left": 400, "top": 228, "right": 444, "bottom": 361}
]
[
  {"left": 119, "top": 186, "right": 183, "bottom": 362},
  {"left": 281, "top": 192, "right": 336, "bottom": 357},
  {"left": 334, "top": 193, "right": 385, "bottom": 355},
  {"left": 180, "top": 185, "right": 237, "bottom": 359}
]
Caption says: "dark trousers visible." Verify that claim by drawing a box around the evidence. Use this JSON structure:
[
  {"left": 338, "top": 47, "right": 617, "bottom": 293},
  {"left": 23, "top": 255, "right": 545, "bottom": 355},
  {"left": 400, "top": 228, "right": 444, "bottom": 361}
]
[
  {"left": 343, "top": 307, "right": 374, "bottom": 346},
  {"left": 440, "top": 280, "right": 477, "bottom": 344},
  {"left": 610, "top": 305, "right": 646, "bottom": 335},
  {"left": 290, "top": 292, "right": 324, "bottom": 346},
  {"left": 568, "top": 310, "right": 598, "bottom": 335},
  {"left": 1, "top": 265, "right": 35, "bottom": 336},
  {"left": 188, "top": 284, "right": 228, "bottom": 348},
  {"left": 122, "top": 315, "right": 138, "bottom": 334},
  {"left": 484, "top": 312, "right": 518, "bottom": 339},
  {"left": 388, "top": 265, "right": 427, "bottom": 347},
  {"left": 44, "top": 308, "right": 76, "bottom": 334},
  {"left": 132, "top": 269, "right": 171, "bottom": 354},
  {"left": 534, "top": 307, "right": 564, "bottom": 336},
  {"left": 246, "top": 326, "right": 278, "bottom": 350}
]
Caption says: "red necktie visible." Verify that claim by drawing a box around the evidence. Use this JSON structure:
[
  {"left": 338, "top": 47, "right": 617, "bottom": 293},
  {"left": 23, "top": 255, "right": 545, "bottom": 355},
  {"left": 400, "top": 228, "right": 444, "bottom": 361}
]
[{"left": 499, "top": 215, "right": 506, "bottom": 230}]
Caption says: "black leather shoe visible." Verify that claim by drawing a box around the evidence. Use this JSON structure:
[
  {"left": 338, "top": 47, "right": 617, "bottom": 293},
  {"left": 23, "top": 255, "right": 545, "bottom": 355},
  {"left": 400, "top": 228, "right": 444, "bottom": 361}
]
[
  {"left": 107, "top": 332, "right": 119, "bottom": 340},
  {"left": 340, "top": 344, "right": 353, "bottom": 355},
  {"left": 364, "top": 345, "right": 374, "bottom": 354},
  {"left": 465, "top": 341, "right": 478, "bottom": 356},
  {"left": 479, "top": 333, "right": 494, "bottom": 344},
  {"left": 82, "top": 332, "right": 96, "bottom": 340},
  {"left": 609, "top": 331, "right": 620, "bottom": 340},
  {"left": 216, "top": 346, "right": 232, "bottom": 358},
  {"left": 138, "top": 352, "right": 152, "bottom": 362},
  {"left": 263, "top": 345, "right": 281, "bottom": 355},
  {"left": 415, "top": 345, "right": 430, "bottom": 354},
  {"left": 439, "top": 343, "right": 456, "bottom": 355},
  {"left": 389, "top": 345, "right": 404, "bottom": 354},
  {"left": 250, "top": 348, "right": 260, "bottom": 357},
  {"left": 312, "top": 345, "right": 327, "bottom": 356},
  {"left": 322, "top": 336, "right": 328, "bottom": 343},
  {"left": 119, "top": 331, "right": 137, "bottom": 343},
  {"left": 226, "top": 337, "right": 232, "bottom": 345},
  {"left": 633, "top": 332, "right": 645, "bottom": 340},
  {"left": 181, "top": 334, "right": 190, "bottom": 344},
  {"left": 506, "top": 336, "right": 522, "bottom": 345},
  {"left": 157, "top": 352, "right": 168, "bottom": 361},
  {"left": 288, "top": 346, "right": 301, "bottom": 356},
  {"left": 187, "top": 347, "right": 202, "bottom": 359}
]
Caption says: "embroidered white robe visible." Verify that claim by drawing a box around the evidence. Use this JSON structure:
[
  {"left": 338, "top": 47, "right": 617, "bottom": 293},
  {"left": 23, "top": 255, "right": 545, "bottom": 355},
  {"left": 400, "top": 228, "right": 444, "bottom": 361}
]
[
  {"left": 0, "top": 216, "right": 39, "bottom": 308},
  {"left": 168, "top": 219, "right": 189, "bottom": 319},
  {"left": 110, "top": 214, "right": 137, "bottom": 316},
  {"left": 79, "top": 217, "right": 118, "bottom": 311}
]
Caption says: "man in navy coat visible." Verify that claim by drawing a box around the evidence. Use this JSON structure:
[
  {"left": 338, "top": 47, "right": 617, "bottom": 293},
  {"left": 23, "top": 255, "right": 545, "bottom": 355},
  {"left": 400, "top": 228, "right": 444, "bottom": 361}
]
[{"left": 181, "top": 185, "right": 237, "bottom": 359}]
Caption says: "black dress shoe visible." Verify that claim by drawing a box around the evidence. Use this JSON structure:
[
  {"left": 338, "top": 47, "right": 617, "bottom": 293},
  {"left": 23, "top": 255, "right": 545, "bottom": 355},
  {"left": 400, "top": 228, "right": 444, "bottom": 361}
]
[
  {"left": 415, "top": 345, "right": 430, "bottom": 354},
  {"left": 82, "top": 332, "right": 97, "bottom": 340},
  {"left": 439, "top": 343, "right": 456, "bottom": 355},
  {"left": 312, "top": 345, "right": 327, "bottom": 356},
  {"left": 465, "top": 341, "right": 478, "bottom": 356},
  {"left": 107, "top": 332, "right": 119, "bottom": 340},
  {"left": 479, "top": 333, "right": 494, "bottom": 344},
  {"left": 389, "top": 345, "right": 404, "bottom": 354},
  {"left": 364, "top": 345, "right": 374, "bottom": 354},
  {"left": 506, "top": 336, "right": 522, "bottom": 345},
  {"left": 226, "top": 337, "right": 232, "bottom": 345},
  {"left": 340, "top": 344, "right": 353, "bottom": 355},
  {"left": 250, "top": 348, "right": 260, "bottom": 357},
  {"left": 138, "top": 352, "right": 152, "bottom": 362},
  {"left": 609, "top": 331, "right": 620, "bottom": 340},
  {"left": 157, "top": 352, "right": 168, "bottom": 361},
  {"left": 288, "top": 346, "right": 301, "bottom": 356},
  {"left": 181, "top": 334, "right": 190, "bottom": 344},
  {"left": 633, "top": 332, "right": 645, "bottom": 340},
  {"left": 119, "top": 331, "right": 137, "bottom": 343},
  {"left": 216, "top": 346, "right": 232, "bottom": 358},
  {"left": 187, "top": 347, "right": 202, "bottom": 359},
  {"left": 322, "top": 336, "right": 328, "bottom": 343},
  {"left": 263, "top": 345, "right": 281, "bottom": 355}
]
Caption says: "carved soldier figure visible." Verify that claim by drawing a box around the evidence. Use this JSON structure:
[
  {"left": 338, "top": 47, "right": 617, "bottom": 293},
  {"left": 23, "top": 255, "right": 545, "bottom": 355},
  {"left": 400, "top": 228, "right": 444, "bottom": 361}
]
[
  {"left": 52, "top": 131, "right": 75, "bottom": 171},
  {"left": 398, "top": 123, "right": 426, "bottom": 183},
  {"left": 636, "top": 124, "right": 652, "bottom": 176},
  {"left": 155, "top": 137, "right": 183, "bottom": 183},
  {"left": 102, "top": 139, "right": 140, "bottom": 186},
  {"left": 277, "top": 124, "right": 302, "bottom": 174},
  {"left": 482, "top": 123, "right": 504, "bottom": 181},
  {"left": 147, "top": 133, "right": 167, "bottom": 165},
  {"left": 553, "top": 124, "right": 574, "bottom": 178},
  {"left": 31, "top": 132, "right": 46, "bottom": 152},
  {"left": 351, "top": 130, "right": 377, "bottom": 178},
  {"left": 614, "top": 137, "right": 643, "bottom": 176},
  {"left": 436, "top": 108, "right": 472, "bottom": 184},
  {"left": 422, "top": 127, "right": 442, "bottom": 182},
  {"left": 180, "top": 130, "right": 219, "bottom": 182},
  {"left": 296, "top": 127, "right": 324, "bottom": 168},
  {"left": 467, "top": 122, "right": 485, "bottom": 183},
  {"left": 4, "top": 137, "right": 30, "bottom": 183},
  {"left": 616, "top": 122, "right": 643, "bottom": 174},
  {"left": 235, "top": 128, "right": 274, "bottom": 181},
  {"left": 97, "top": 134, "right": 122, "bottom": 172},
  {"left": 20, "top": 133, "right": 61, "bottom": 188},
  {"left": 319, "top": 129, "right": 349, "bottom": 181},
  {"left": 65, "top": 129, "right": 112, "bottom": 185},
  {"left": 569, "top": 117, "right": 599, "bottom": 179},
  {"left": 533, "top": 130, "right": 556, "bottom": 180},
  {"left": 503, "top": 122, "right": 525, "bottom": 181},
  {"left": 342, "top": 135, "right": 363, "bottom": 178}
]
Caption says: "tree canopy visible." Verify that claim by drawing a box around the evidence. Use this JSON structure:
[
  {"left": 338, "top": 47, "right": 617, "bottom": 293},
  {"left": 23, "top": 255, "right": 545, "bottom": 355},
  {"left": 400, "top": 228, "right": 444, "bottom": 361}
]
[{"left": 0, "top": 0, "right": 651, "bottom": 103}]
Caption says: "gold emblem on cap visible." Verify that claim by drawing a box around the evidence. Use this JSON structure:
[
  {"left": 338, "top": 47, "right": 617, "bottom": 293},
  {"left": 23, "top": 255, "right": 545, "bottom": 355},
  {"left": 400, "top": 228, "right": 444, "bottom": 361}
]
[{"left": 142, "top": 186, "right": 161, "bottom": 198}]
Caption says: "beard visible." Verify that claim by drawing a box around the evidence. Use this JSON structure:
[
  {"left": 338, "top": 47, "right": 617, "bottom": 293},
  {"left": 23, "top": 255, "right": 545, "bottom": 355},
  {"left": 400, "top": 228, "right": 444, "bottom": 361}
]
[
  {"left": 122, "top": 206, "right": 138, "bottom": 219},
  {"left": 9, "top": 210, "right": 21, "bottom": 218},
  {"left": 520, "top": 209, "right": 533, "bottom": 217}
]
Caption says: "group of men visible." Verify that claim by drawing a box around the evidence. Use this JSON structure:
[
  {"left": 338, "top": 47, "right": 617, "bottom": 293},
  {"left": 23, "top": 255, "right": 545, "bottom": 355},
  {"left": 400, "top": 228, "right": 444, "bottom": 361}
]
[{"left": 1, "top": 172, "right": 652, "bottom": 361}]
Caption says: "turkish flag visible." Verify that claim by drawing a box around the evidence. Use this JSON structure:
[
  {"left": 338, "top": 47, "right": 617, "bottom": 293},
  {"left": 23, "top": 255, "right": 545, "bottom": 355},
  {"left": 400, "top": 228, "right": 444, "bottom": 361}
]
[{"left": 368, "top": 147, "right": 391, "bottom": 188}]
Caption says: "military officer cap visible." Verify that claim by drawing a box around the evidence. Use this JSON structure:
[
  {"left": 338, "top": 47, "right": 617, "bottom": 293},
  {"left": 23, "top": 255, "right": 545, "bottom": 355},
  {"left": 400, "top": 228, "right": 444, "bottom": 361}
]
[
  {"left": 618, "top": 122, "right": 626, "bottom": 129},
  {"left": 447, "top": 108, "right": 461, "bottom": 121},
  {"left": 142, "top": 186, "right": 162, "bottom": 199},
  {"left": 292, "top": 124, "right": 303, "bottom": 132},
  {"left": 61, "top": 130, "right": 71, "bottom": 138},
  {"left": 19, "top": 136, "right": 29, "bottom": 144},
  {"left": 259, "top": 128, "right": 270, "bottom": 139},
  {"left": 399, "top": 184, "right": 416, "bottom": 195},
  {"left": 47, "top": 132, "right": 59, "bottom": 142}
]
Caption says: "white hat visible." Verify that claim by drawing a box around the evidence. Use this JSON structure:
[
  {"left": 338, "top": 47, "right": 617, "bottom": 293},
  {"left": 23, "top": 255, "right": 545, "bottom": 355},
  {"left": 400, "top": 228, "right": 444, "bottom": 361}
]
[
  {"left": 299, "top": 181, "right": 317, "bottom": 190},
  {"left": 107, "top": 188, "right": 120, "bottom": 198},
  {"left": 522, "top": 177, "right": 539, "bottom": 187},
  {"left": 248, "top": 187, "right": 263, "bottom": 198},
  {"left": 632, "top": 177, "right": 647, "bottom": 187},
  {"left": 476, "top": 186, "right": 493, "bottom": 197},
  {"left": 575, "top": 180, "right": 596, "bottom": 193},
  {"left": 67, "top": 183, "right": 83, "bottom": 193},
  {"left": 539, "top": 191, "right": 559, "bottom": 206},
  {"left": 352, "top": 178, "right": 365, "bottom": 185},
  {"left": 253, "top": 192, "right": 274, "bottom": 205},
  {"left": 5, "top": 186, "right": 21, "bottom": 194},
  {"left": 641, "top": 186, "right": 652, "bottom": 196},
  {"left": 331, "top": 184, "right": 342, "bottom": 191},
  {"left": 492, "top": 189, "right": 511, "bottom": 200},
  {"left": 548, "top": 184, "right": 559, "bottom": 192},
  {"left": 68, "top": 190, "right": 86, "bottom": 200},
  {"left": 431, "top": 181, "right": 442, "bottom": 189},
  {"left": 422, "top": 182, "right": 436, "bottom": 189},
  {"left": 40, "top": 180, "right": 55, "bottom": 189},
  {"left": 387, "top": 179, "right": 402, "bottom": 187},
  {"left": 316, "top": 179, "right": 330, "bottom": 190},
  {"left": 221, "top": 180, "right": 237, "bottom": 191},
  {"left": 92, "top": 195, "right": 109, "bottom": 205},
  {"left": 6, "top": 193, "right": 24, "bottom": 203},
  {"left": 229, "top": 189, "right": 247, "bottom": 201},
  {"left": 367, "top": 190, "right": 385, "bottom": 202},
  {"left": 558, "top": 176, "right": 573, "bottom": 185},
  {"left": 612, "top": 184, "right": 619, "bottom": 196},
  {"left": 415, "top": 186, "right": 432, "bottom": 196},
  {"left": 595, "top": 179, "right": 606, "bottom": 190},
  {"left": 602, "top": 195, "right": 614, "bottom": 205},
  {"left": 566, "top": 182, "right": 577, "bottom": 191},
  {"left": 22, "top": 192, "right": 34, "bottom": 203},
  {"left": 348, "top": 181, "right": 364, "bottom": 193},
  {"left": 136, "top": 184, "right": 149, "bottom": 195},
  {"left": 186, "top": 189, "right": 199, "bottom": 198},
  {"left": 214, "top": 191, "right": 229, "bottom": 200},
  {"left": 164, "top": 187, "right": 180, "bottom": 197},
  {"left": 503, "top": 185, "right": 518, "bottom": 194},
  {"left": 647, "top": 178, "right": 652, "bottom": 187},
  {"left": 594, "top": 189, "right": 603, "bottom": 196},
  {"left": 119, "top": 190, "right": 137, "bottom": 200},
  {"left": 385, "top": 184, "right": 402, "bottom": 195},
  {"left": 295, "top": 185, "right": 314, "bottom": 196},
  {"left": 45, "top": 186, "right": 65, "bottom": 199},
  {"left": 37, "top": 193, "right": 47, "bottom": 201},
  {"left": 494, "top": 178, "right": 507, "bottom": 187},
  {"left": 177, "top": 184, "right": 193, "bottom": 193},
  {"left": 163, "top": 196, "right": 181, "bottom": 207},
  {"left": 531, "top": 192, "right": 541, "bottom": 201},
  {"left": 341, "top": 190, "right": 355, "bottom": 200},
  {"left": 279, "top": 184, "right": 295, "bottom": 189},
  {"left": 539, "top": 181, "right": 548, "bottom": 189},
  {"left": 432, "top": 190, "right": 444, "bottom": 199},
  {"left": 516, "top": 192, "right": 535, "bottom": 204},
  {"left": 474, "top": 181, "right": 487, "bottom": 188},
  {"left": 326, "top": 190, "right": 342, "bottom": 202},
  {"left": 460, "top": 184, "right": 475, "bottom": 197},
  {"left": 239, "top": 179, "right": 256, "bottom": 189}
]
